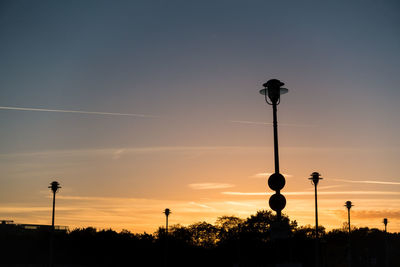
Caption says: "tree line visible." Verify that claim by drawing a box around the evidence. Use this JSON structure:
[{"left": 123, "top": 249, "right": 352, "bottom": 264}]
[{"left": 1, "top": 210, "right": 399, "bottom": 266}]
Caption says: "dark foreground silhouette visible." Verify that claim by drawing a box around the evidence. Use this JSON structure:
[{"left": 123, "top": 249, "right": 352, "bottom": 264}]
[{"left": 1, "top": 210, "right": 399, "bottom": 267}]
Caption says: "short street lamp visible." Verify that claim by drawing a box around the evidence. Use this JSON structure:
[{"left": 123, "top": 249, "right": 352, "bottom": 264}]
[
  {"left": 49, "top": 181, "right": 61, "bottom": 228},
  {"left": 309, "top": 172, "right": 323, "bottom": 267},
  {"left": 345, "top": 201, "right": 353, "bottom": 234},
  {"left": 383, "top": 218, "right": 388, "bottom": 233},
  {"left": 164, "top": 208, "right": 171, "bottom": 235},
  {"left": 163, "top": 208, "right": 171, "bottom": 267},
  {"left": 48, "top": 181, "right": 61, "bottom": 267},
  {"left": 383, "top": 218, "right": 388, "bottom": 267},
  {"left": 345, "top": 200, "right": 353, "bottom": 267},
  {"left": 259, "top": 79, "right": 289, "bottom": 220}
]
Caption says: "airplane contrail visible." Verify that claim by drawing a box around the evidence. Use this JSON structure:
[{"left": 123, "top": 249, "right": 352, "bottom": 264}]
[
  {"left": 0, "top": 106, "right": 159, "bottom": 118},
  {"left": 230, "top": 120, "right": 314, "bottom": 127}
]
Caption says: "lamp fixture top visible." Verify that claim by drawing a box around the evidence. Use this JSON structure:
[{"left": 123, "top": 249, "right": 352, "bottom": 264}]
[
  {"left": 259, "top": 78, "right": 289, "bottom": 105},
  {"left": 48, "top": 181, "right": 61, "bottom": 193},
  {"left": 345, "top": 200, "right": 354, "bottom": 209},
  {"left": 309, "top": 172, "right": 323, "bottom": 185}
]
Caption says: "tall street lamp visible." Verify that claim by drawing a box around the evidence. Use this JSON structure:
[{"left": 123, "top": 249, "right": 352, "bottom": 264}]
[
  {"left": 309, "top": 172, "right": 323, "bottom": 267},
  {"left": 48, "top": 181, "right": 61, "bottom": 267},
  {"left": 259, "top": 79, "right": 289, "bottom": 220},
  {"left": 345, "top": 200, "right": 353, "bottom": 267},
  {"left": 383, "top": 218, "right": 388, "bottom": 233},
  {"left": 163, "top": 208, "right": 171, "bottom": 267},
  {"left": 49, "top": 181, "right": 61, "bottom": 228},
  {"left": 164, "top": 208, "right": 171, "bottom": 236},
  {"left": 383, "top": 218, "right": 388, "bottom": 267},
  {"left": 345, "top": 201, "right": 353, "bottom": 234}
]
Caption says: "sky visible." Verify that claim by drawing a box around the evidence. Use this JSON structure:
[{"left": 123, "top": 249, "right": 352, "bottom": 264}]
[{"left": 0, "top": 0, "right": 399, "bottom": 233}]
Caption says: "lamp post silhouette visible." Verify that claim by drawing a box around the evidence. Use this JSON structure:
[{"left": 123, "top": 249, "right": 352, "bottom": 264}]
[
  {"left": 345, "top": 201, "right": 353, "bottom": 267},
  {"left": 259, "top": 79, "right": 289, "bottom": 220},
  {"left": 345, "top": 201, "right": 353, "bottom": 234},
  {"left": 383, "top": 218, "right": 388, "bottom": 233},
  {"left": 383, "top": 218, "right": 388, "bottom": 267},
  {"left": 48, "top": 181, "right": 61, "bottom": 267},
  {"left": 163, "top": 208, "right": 171, "bottom": 267},
  {"left": 49, "top": 181, "right": 61, "bottom": 228},
  {"left": 164, "top": 208, "right": 171, "bottom": 236},
  {"left": 309, "top": 172, "right": 323, "bottom": 267}
]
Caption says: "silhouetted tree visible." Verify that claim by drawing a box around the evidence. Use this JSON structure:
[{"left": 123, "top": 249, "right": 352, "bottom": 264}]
[
  {"left": 189, "top": 221, "right": 219, "bottom": 248},
  {"left": 2, "top": 210, "right": 400, "bottom": 267}
]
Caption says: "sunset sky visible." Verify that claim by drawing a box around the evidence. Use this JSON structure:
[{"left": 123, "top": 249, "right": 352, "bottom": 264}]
[{"left": 1, "top": 0, "right": 399, "bottom": 233}]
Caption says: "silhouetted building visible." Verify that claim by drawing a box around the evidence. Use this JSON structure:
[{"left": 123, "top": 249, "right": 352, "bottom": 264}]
[{"left": 0, "top": 219, "right": 68, "bottom": 233}]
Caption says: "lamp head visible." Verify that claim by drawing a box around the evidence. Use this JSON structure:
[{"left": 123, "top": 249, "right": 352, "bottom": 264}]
[
  {"left": 308, "top": 171, "right": 323, "bottom": 186},
  {"left": 259, "top": 79, "right": 288, "bottom": 105},
  {"left": 345, "top": 201, "right": 353, "bottom": 210},
  {"left": 164, "top": 208, "right": 171, "bottom": 216},
  {"left": 48, "top": 181, "right": 61, "bottom": 193},
  {"left": 383, "top": 218, "right": 388, "bottom": 225}
]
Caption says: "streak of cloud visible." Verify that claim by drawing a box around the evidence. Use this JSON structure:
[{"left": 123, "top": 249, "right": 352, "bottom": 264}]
[
  {"left": 224, "top": 201, "right": 255, "bottom": 207},
  {"left": 252, "top": 172, "right": 293, "bottom": 178},
  {"left": 112, "top": 149, "right": 125, "bottom": 160},
  {"left": 305, "top": 185, "right": 343, "bottom": 191},
  {"left": 0, "top": 106, "right": 159, "bottom": 118},
  {"left": 332, "top": 178, "right": 400, "bottom": 185},
  {"left": 189, "top": 202, "right": 212, "bottom": 209},
  {"left": 222, "top": 191, "right": 400, "bottom": 196},
  {"left": 188, "top": 183, "right": 235, "bottom": 190},
  {"left": 230, "top": 120, "right": 314, "bottom": 127},
  {"left": 331, "top": 209, "right": 400, "bottom": 220}
]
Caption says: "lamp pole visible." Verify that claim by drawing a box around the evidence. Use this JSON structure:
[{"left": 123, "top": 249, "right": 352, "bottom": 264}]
[
  {"left": 164, "top": 208, "right": 171, "bottom": 267},
  {"left": 48, "top": 181, "right": 61, "bottom": 267},
  {"left": 345, "top": 201, "right": 353, "bottom": 267},
  {"left": 383, "top": 218, "right": 388, "bottom": 267},
  {"left": 309, "top": 172, "right": 323, "bottom": 267},
  {"left": 49, "top": 181, "right": 61, "bottom": 228},
  {"left": 164, "top": 208, "right": 171, "bottom": 236},
  {"left": 259, "top": 79, "right": 289, "bottom": 220}
]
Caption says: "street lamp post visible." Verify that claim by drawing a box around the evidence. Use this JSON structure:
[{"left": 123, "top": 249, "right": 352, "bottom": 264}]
[
  {"left": 49, "top": 181, "right": 61, "bottom": 229},
  {"left": 163, "top": 208, "right": 171, "bottom": 267},
  {"left": 259, "top": 79, "right": 289, "bottom": 220},
  {"left": 164, "top": 208, "right": 171, "bottom": 236},
  {"left": 309, "top": 172, "right": 323, "bottom": 267},
  {"left": 48, "top": 181, "right": 61, "bottom": 267},
  {"left": 345, "top": 201, "right": 353, "bottom": 235},
  {"left": 383, "top": 218, "right": 388, "bottom": 267},
  {"left": 345, "top": 201, "right": 353, "bottom": 267},
  {"left": 383, "top": 218, "right": 388, "bottom": 233}
]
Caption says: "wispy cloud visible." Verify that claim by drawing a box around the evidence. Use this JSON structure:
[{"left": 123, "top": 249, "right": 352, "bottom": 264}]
[
  {"left": 189, "top": 202, "right": 212, "bottom": 209},
  {"left": 222, "top": 191, "right": 400, "bottom": 196},
  {"left": 332, "top": 209, "right": 400, "bottom": 220},
  {"left": 55, "top": 195, "right": 140, "bottom": 201},
  {"left": 332, "top": 178, "right": 400, "bottom": 185},
  {"left": 230, "top": 120, "right": 272, "bottom": 126},
  {"left": 224, "top": 201, "right": 255, "bottom": 207},
  {"left": 305, "top": 185, "right": 343, "bottom": 190},
  {"left": 0, "top": 106, "right": 158, "bottom": 118},
  {"left": 230, "top": 120, "right": 314, "bottom": 127},
  {"left": 188, "top": 183, "right": 235, "bottom": 190},
  {"left": 252, "top": 172, "right": 293, "bottom": 178},
  {"left": 112, "top": 149, "right": 125, "bottom": 160},
  {"left": 222, "top": 192, "right": 268, "bottom": 196}
]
